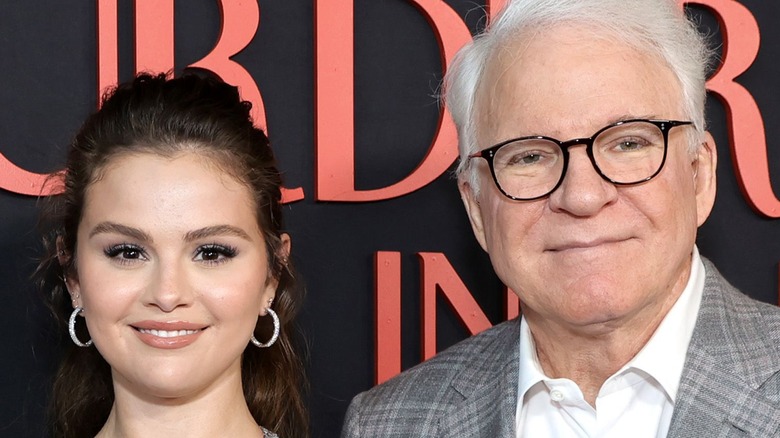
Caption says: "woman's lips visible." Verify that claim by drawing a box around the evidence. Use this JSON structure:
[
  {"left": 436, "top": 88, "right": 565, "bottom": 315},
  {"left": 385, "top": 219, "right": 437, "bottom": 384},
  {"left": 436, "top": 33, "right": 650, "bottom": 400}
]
[
  {"left": 131, "top": 321, "right": 208, "bottom": 349},
  {"left": 136, "top": 328, "right": 200, "bottom": 337}
]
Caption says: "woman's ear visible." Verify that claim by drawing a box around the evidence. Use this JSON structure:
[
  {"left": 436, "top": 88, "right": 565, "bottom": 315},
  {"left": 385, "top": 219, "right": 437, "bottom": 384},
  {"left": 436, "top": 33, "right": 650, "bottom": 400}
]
[
  {"left": 260, "top": 233, "right": 291, "bottom": 316},
  {"left": 56, "top": 235, "right": 69, "bottom": 266},
  {"left": 279, "top": 233, "right": 291, "bottom": 264},
  {"left": 56, "top": 236, "right": 82, "bottom": 308}
]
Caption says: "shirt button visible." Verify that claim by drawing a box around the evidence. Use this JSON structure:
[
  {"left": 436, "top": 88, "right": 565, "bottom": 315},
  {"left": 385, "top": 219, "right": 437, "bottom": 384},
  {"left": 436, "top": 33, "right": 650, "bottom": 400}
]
[{"left": 550, "top": 389, "right": 565, "bottom": 402}]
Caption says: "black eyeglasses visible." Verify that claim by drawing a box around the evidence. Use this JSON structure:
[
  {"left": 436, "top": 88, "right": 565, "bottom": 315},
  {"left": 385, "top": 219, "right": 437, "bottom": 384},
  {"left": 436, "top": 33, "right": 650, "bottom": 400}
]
[{"left": 468, "top": 119, "right": 693, "bottom": 201}]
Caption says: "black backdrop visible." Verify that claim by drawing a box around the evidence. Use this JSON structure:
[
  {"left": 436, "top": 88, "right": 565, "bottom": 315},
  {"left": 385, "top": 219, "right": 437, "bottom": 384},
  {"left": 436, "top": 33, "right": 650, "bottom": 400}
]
[{"left": 0, "top": 1, "right": 778, "bottom": 437}]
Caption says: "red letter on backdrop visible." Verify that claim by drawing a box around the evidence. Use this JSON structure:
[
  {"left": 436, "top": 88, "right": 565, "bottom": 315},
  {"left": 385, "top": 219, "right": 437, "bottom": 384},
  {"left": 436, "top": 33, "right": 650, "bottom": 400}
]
[
  {"left": 0, "top": 158, "right": 61, "bottom": 196},
  {"left": 188, "top": 0, "right": 303, "bottom": 203},
  {"left": 418, "top": 252, "right": 492, "bottom": 361},
  {"left": 97, "top": 0, "right": 119, "bottom": 103},
  {"left": 375, "top": 251, "right": 521, "bottom": 383},
  {"left": 375, "top": 251, "right": 402, "bottom": 384},
  {"left": 687, "top": 0, "right": 780, "bottom": 217},
  {"left": 98, "top": 0, "right": 175, "bottom": 98},
  {"left": 96, "top": 0, "right": 304, "bottom": 203},
  {"left": 505, "top": 287, "right": 521, "bottom": 320},
  {"left": 0, "top": 0, "right": 135, "bottom": 198},
  {"left": 314, "top": 1, "right": 471, "bottom": 202},
  {"left": 0, "top": 0, "right": 276, "bottom": 199},
  {"left": 136, "top": 0, "right": 175, "bottom": 76}
]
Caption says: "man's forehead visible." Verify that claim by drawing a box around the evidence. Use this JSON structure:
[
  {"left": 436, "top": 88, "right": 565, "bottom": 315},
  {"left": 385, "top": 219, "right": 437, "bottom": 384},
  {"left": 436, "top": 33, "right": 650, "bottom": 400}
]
[{"left": 473, "top": 25, "right": 683, "bottom": 142}]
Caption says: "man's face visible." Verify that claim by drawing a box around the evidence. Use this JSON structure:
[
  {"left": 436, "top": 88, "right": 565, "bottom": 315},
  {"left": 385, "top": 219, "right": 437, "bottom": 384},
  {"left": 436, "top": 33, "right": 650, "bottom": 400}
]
[{"left": 461, "top": 26, "right": 717, "bottom": 334}]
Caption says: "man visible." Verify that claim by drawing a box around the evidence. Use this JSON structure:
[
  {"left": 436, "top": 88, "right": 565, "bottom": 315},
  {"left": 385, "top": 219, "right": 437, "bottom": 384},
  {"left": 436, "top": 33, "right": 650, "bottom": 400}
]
[{"left": 342, "top": 0, "right": 780, "bottom": 436}]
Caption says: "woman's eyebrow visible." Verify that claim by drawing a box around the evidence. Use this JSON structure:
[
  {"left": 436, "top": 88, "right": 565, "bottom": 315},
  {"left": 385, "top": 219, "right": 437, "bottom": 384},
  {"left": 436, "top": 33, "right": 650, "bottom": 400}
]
[
  {"left": 184, "top": 225, "right": 252, "bottom": 242},
  {"left": 89, "top": 222, "right": 152, "bottom": 242}
]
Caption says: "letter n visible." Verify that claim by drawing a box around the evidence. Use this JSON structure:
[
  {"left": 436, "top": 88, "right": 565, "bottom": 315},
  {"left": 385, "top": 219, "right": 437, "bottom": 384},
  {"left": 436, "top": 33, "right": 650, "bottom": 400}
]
[{"left": 418, "top": 252, "right": 492, "bottom": 360}]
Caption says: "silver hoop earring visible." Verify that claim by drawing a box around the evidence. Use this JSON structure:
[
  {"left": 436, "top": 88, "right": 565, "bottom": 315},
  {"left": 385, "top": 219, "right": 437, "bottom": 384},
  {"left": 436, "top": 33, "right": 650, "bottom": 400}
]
[
  {"left": 68, "top": 307, "right": 93, "bottom": 347},
  {"left": 250, "top": 308, "right": 280, "bottom": 348}
]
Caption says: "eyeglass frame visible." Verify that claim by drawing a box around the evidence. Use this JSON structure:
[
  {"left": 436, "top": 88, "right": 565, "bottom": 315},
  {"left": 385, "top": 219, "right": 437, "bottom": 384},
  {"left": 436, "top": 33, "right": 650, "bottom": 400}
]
[{"left": 467, "top": 119, "right": 694, "bottom": 201}]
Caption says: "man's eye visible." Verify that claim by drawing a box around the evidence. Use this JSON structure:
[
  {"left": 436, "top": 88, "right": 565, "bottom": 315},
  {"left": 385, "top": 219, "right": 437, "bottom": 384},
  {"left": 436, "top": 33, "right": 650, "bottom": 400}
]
[
  {"left": 506, "top": 152, "right": 547, "bottom": 166},
  {"left": 617, "top": 141, "right": 642, "bottom": 151},
  {"left": 611, "top": 137, "right": 651, "bottom": 152},
  {"left": 518, "top": 154, "right": 541, "bottom": 164}
]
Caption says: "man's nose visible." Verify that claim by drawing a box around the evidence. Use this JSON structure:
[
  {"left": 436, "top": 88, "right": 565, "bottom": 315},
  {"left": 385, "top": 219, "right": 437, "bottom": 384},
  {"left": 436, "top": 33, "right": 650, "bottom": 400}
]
[
  {"left": 547, "top": 146, "right": 618, "bottom": 216},
  {"left": 143, "top": 261, "right": 194, "bottom": 312}
]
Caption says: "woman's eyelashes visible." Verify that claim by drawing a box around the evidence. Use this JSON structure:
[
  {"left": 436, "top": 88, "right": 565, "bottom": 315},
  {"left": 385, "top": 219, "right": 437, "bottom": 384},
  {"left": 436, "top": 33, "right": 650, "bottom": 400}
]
[
  {"left": 104, "top": 243, "right": 148, "bottom": 265},
  {"left": 194, "top": 243, "right": 238, "bottom": 265},
  {"left": 101, "top": 242, "right": 238, "bottom": 266}
]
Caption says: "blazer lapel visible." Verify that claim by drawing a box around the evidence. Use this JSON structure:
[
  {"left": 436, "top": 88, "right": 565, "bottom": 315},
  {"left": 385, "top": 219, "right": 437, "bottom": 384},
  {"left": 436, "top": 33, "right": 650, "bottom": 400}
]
[{"left": 437, "top": 320, "right": 520, "bottom": 437}]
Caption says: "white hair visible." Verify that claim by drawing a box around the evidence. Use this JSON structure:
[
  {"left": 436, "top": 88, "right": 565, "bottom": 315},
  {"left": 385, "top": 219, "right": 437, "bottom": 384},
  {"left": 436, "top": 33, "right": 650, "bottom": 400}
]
[{"left": 444, "top": 0, "right": 714, "bottom": 190}]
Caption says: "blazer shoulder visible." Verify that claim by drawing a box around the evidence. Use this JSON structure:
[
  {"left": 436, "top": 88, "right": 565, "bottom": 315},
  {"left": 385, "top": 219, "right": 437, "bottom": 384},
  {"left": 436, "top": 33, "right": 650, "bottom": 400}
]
[
  {"left": 342, "top": 319, "right": 520, "bottom": 435},
  {"left": 361, "top": 318, "right": 518, "bottom": 403},
  {"left": 689, "top": 258, "right": 780, "bottom": 389},
  {"left": 699, "top": 258, "right": 780, "bottom": 344}
]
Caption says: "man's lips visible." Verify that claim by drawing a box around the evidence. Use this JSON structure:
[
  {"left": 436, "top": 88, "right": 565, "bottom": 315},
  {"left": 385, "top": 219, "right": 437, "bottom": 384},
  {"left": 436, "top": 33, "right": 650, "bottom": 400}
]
[{"left": 547, "top": 237, "right": 631, "bottom": 252}]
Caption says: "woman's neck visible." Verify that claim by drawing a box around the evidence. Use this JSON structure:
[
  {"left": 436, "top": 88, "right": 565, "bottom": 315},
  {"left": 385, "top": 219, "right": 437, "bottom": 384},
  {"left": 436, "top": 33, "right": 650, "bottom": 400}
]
[{"left": 96, "top": 368, "right": 263, "bottom": 438}]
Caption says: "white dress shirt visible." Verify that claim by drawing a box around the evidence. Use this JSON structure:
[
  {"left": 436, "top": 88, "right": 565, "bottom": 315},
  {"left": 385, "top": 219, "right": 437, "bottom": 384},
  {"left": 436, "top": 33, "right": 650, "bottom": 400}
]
[{"left": 516, "top": 247, "right": 706, "bottom": 437}]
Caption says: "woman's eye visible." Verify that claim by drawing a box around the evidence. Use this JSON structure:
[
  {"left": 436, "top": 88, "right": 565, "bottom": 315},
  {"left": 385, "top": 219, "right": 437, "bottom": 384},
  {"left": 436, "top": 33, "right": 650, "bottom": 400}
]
[
  {"left": 194, "top": 244, "right": 237, "bottom": 264},
  {"left": 104, "top": 244, "right": 147, "bottom": 262}
]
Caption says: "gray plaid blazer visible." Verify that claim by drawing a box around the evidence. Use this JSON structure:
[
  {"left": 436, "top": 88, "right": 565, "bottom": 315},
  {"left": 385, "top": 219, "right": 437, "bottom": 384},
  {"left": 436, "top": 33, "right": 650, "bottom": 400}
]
[{"left": 341, "top": 258, "right": 780, "bottom": 437}]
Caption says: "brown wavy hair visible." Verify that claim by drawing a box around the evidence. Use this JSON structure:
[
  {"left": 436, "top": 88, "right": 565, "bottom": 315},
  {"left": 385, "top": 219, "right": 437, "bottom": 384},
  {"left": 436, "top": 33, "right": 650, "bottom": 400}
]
[{"left": 36, "top": 72, "right": 308, "bottom": 437}]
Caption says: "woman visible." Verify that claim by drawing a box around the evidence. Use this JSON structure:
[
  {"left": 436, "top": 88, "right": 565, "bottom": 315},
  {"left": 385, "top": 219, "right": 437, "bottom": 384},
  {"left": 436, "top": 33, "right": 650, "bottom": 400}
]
[{"left": 36, "top": 72, "right": 307, "bottom": 437}]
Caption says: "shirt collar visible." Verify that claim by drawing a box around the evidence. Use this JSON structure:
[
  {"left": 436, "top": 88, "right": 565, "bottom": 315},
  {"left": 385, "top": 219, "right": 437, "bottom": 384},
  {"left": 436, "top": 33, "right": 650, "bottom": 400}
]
[
  {"left": 518, "top": 316, "right": 547, "bottom": 400},
  {"left": 516, "top": 247, "right": 706, "bottom": 402},
  {"left": 623, "top": 246, "right": 705, "bottom": 401}
]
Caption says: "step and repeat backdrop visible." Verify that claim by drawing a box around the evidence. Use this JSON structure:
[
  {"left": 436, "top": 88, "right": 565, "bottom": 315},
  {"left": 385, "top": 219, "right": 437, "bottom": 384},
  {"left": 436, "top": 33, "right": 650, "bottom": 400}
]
[{"left": 0, "top": 1, "right": 778, "bottom": 436}]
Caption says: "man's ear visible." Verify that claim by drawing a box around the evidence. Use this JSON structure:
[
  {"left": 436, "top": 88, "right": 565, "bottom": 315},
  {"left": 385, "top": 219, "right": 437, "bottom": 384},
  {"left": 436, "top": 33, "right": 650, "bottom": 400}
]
[
  {"left": 693, "top": 132, "right": 718, "bottom": 227},
  {"left": 458, "top": 178, "right": 489, "bottom": 252}
]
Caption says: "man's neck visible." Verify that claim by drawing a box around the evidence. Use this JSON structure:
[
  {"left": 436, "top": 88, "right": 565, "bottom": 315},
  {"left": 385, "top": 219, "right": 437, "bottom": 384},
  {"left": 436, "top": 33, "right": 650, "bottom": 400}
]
[{"left": 524, "top": 271, "right": 690, "bottom": 405}]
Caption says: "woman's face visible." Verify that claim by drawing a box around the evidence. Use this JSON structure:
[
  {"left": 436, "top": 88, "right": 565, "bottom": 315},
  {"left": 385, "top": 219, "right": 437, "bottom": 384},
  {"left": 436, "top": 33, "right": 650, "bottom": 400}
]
[{"left": 68, "top": 151, "right": 286, "bottom": 399}]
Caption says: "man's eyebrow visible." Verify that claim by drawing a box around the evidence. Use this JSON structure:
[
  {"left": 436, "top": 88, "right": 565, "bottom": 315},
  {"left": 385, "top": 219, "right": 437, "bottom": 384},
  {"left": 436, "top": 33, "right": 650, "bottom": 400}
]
[
  {"left": 89, "top": 222, "right": 152, "bottom": 242},
  {"left": 610, "top": 114, "right": 658, "bottom": 124},
  {"left": 184, "top": 225, "right": 253, "bottom": 242}
]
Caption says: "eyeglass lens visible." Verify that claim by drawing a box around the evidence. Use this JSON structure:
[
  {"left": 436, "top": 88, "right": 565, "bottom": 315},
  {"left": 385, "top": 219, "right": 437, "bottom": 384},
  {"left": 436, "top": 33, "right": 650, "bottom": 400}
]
[{"left": 492, "top": 121, "right": 667, "bottom": 199}]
